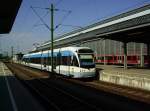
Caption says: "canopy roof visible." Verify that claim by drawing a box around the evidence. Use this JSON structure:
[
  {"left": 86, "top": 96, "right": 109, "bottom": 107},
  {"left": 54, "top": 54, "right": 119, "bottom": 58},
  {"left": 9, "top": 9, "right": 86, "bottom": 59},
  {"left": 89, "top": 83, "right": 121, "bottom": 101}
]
[{"left": 0, "top": 0, "right": 22, "bottom": 34}]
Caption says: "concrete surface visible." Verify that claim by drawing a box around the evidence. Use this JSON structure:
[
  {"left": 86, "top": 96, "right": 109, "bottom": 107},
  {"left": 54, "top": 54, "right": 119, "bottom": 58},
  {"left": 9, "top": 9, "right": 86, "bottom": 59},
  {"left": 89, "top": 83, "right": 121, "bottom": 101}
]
[
  {"left": 97, "top": 64, "right": 150, "bottom": 91},
  {"left": 0, "top": 62, "right": 47, "bottom": 111}
]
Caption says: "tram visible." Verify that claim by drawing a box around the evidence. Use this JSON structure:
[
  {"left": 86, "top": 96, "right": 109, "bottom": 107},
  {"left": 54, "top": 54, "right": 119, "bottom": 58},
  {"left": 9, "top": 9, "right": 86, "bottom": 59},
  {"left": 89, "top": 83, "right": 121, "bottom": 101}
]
[{"left": 22, "top": 47, "right": 96, "bottom": 78}]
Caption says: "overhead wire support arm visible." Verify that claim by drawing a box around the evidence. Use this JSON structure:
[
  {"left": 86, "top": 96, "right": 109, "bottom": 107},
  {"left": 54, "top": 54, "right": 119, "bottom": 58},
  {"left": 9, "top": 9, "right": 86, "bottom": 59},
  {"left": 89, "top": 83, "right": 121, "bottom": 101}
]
[
  {"left": 30, "top": 3, "right": 72, "bottom": 74},
  {"left": 31, "top": 6, "right": 50, "bottom": 10},
  {"left": 49, "top": 4, "right": 63, "bottom": 73},
  {"left": 30, "top": 4, "right": 58, "bottom": 74},
  {"left": 30, "top": 6, "right": 51, "bottom": 31},
  {"left": 54, "top": 10, "right": 72, "bottom": 30},
  {"left": 33, "top": 10, "right": 50, "bottom": 27}
]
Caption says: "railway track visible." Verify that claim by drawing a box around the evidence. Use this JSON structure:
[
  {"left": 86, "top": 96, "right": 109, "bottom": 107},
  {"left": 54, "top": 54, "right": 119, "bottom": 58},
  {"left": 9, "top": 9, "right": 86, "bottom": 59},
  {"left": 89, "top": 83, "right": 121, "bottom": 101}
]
[
  {"left": 6, "top": 63, "right": 102, "bottom": 111},
  {"left": 87, "top": 80, "right": 150, "bottom": 103},
  {"left": 26, "top": 79, "right": 101, "bottom": 111},
  {"left": 64, "top": 78, "right": 150, "bottom": 104},
  {"left": 5, "top": 63, "right": 150, "bottom": 111}
]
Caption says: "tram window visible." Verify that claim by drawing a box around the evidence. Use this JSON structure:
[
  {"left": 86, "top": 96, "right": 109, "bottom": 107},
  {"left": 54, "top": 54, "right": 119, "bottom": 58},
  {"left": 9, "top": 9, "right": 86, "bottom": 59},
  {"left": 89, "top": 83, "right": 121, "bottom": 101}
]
[
  {"left": 53, "top": 56, "right": 57, "bottom": 66},
  {"left": 28, "top": 58, "right": 31, "bottom": 62},
  {"left": 71, "top": 56, "right": 79, "bottom": 67},
  {"left": 32, "top": 58, "right": 34, "bottom": 63},
  {"left": 30, "top": 58, "right": 33, "bottom": 63},
  {"left": 24, "top": 58, "right": 26, "bottom": 62},
  {"left": 44, "top": 57, "right": 48, "bottom": 65},
  {"left": 61, "top": 56, "right": 71, "bottom": 65},
  {"left": 56, "top": 53, "right": 61, "bottom": 65},
  {"left": 46, "top": 56, "right": 56, "bottom": 66},
  {"left": 38, "top": 57, "right": 41, "bottom": 64},
  {"left": 43, "top": 57, "right": 47, "bottom": 66},
  {"left": 67, "top": 56, "right": 71, "bottom": 65},
  {"left": 23, "top": 58, "right": 26, "bottom": 62},
  {"left": 30, "top": 58, "right": 34, "bottom": 64},
  {"left": 27, "top": 58, "right": 29, "bottom": 62},
  {"left": 61, "top": 56, "right": 67, "bottom": 65},
  {"left": 47, "top": 57, "right": 51, "bottom": 65},
  {"left": 27, "top": 58, "right": 29, "bottom": 63},
  {"left": 27, "top": 57, "right": 41, "bottom": 64}
]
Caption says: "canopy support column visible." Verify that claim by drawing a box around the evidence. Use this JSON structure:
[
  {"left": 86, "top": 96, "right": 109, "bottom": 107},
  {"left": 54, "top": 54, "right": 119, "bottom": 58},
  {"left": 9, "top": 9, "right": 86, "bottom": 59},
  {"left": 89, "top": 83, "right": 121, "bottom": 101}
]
[{"left": 123, "top": 42, "right": 127, "bottom": 69}]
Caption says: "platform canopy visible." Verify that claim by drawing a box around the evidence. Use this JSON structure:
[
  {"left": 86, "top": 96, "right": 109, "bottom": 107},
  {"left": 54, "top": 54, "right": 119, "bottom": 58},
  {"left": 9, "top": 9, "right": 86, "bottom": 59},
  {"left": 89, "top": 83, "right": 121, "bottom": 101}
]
[
  {"left": 0, "top": 0, "right": 22, "bottom": 34},
  {"left": 36, "top": 4, "right": 150, "bottom": 52}
]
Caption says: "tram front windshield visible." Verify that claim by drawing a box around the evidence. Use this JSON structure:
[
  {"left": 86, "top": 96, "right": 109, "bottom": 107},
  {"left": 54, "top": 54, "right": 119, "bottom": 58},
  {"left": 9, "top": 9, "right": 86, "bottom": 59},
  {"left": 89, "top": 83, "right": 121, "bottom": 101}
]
[{"left": 79, "top": 54, "right": 95, "bottom": 68}]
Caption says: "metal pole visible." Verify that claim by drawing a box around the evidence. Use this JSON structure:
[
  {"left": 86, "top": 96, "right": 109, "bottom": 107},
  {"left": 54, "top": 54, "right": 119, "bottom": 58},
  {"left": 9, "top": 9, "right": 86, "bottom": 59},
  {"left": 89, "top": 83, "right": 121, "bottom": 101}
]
[
  {"left": 140, "top": 43, "right": 144, "bottom": 67},
  {"left": 11, "top": 46, "right": 14, "bottom": 63},
  {"left": 51, "top": 4, "right": 54, "bottom": 73},
  {"left": 123, "top": 42, "right": 127, "bottom": 69},
  {"left": 147, "top": 43, "right": 150, "bottom": 68},
  {"left": 104, "top": 40, "right": 106, "bottom": 65}
]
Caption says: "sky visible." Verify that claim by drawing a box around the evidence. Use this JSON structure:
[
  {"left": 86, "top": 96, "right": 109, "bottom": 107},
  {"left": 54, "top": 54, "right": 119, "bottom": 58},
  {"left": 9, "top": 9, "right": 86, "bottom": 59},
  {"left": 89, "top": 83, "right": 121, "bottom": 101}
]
[{"left": 0, "top": 0, "right": 150, "bottom": 55}]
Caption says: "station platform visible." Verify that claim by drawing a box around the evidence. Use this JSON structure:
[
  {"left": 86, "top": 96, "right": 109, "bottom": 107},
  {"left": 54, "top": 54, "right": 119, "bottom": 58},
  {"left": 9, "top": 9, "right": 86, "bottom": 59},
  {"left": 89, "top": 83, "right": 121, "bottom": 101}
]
[
  {"left": 96, "top": 64, "right": 150, "bottom": 91},
  {"left": 0, "top": 61, "right": 47, "bottom": 111}
]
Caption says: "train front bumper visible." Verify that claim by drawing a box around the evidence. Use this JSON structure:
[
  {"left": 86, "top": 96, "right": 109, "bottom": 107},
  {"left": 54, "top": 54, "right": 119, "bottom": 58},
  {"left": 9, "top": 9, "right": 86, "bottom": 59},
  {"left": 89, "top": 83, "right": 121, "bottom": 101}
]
[{"left": 73, "top": 68, "right": 95, "bottom": 78}]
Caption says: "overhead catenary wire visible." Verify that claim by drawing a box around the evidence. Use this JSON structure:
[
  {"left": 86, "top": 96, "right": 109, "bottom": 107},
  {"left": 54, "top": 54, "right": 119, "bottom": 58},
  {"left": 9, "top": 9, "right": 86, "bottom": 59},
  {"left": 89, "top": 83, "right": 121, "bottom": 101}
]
[
  {"left": 31, "top": 0, "right": 73, "bottom": 33},
  {"left": 55, "top": 10, "right": 72, "bottom": 30},
  {"left": 45, "top": 0, "right": 52, "bottom": 4},
  {"left": 30, "top": 6, "right": 51, "bottom": 31},
  {"left": 55, "top": 0, "right": 63, "bottom": 6},
  {"left": 30, "top": 6, "right": 50, "bottom": 10},
  {"left": 33, "top": 10, "right": 50, "bottom": 27},
  {"left": 45, "top": 0, "right": 63, "bottom": 7}
]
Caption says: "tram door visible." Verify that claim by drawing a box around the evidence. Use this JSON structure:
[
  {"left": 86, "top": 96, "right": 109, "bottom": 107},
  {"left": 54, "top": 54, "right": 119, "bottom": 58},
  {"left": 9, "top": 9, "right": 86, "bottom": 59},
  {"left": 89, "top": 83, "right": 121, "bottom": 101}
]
[
  {"left": 67, "top": 52, "right": 71, "bottom": 76},
  {"left": 44, "top": 58, "right": 47, "bottom": 67},
  {"left": 41, "top": 57, "right": 44, "bottom": 70},
  {"left": 57, "top": 51, "right": 61, "bottom": 74},
  {"left": 41, "top": 51, "right": 47, "bottom": 70},
  {"left": 41, "top": 57, "right": 47, "bottom": 70},
  {"left": 40, "top": 52, "right": 43, "bottom": 70}
]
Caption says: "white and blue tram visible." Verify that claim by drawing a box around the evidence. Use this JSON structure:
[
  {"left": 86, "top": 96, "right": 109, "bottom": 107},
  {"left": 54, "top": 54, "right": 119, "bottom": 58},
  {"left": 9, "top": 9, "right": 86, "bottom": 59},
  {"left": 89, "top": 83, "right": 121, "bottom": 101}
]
[{"left": 22, "top": 47, "right": 95, "bottom": 78}]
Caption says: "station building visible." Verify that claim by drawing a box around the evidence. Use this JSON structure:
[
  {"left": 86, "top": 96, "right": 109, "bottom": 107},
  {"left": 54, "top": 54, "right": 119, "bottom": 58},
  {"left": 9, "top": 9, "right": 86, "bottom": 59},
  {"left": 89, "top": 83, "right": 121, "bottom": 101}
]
[{"left": 34, "top": 4, "right": 150, "bottom": 67}]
